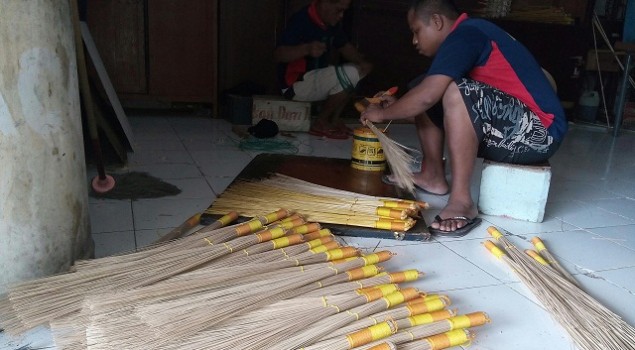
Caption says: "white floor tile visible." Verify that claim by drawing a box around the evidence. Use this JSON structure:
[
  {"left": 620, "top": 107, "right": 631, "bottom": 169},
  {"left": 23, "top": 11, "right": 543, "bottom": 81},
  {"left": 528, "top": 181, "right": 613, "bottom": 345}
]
[
  {"left": 586, "top": 224, "right": 635, "bottom": 250},
  {"left": 88, "top": 199, "right": 133, "bottom": 233},
  {"left": 575, "top": 268, "right": 635, "bottom": 325},
  {"left": 92, "top": 230, "right": 136, "bottom": 258},
  {"left": 533, "top": 229, "right": 635, "bottom": 272},
  {"left": 546, "top": 199, "right": 635, "bottom": 229},
  {"left": 131, "top": 197, "right": 212, "bottom": 231},
  {"left": 168, "top": 177, "right": 215, "bottom": 199}
]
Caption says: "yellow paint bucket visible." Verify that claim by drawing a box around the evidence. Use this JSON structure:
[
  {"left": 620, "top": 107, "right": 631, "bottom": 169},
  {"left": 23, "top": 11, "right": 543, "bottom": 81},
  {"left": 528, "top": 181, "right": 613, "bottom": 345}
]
[{"left": 351, "top": 127, "right": 385, "bottom": 171}]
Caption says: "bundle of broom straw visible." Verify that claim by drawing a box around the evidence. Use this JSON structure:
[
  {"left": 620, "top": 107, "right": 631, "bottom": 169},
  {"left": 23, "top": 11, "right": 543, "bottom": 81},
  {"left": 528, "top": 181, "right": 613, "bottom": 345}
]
[
  {"left": 208, "top": 174, "right": 426, "bottom": 232},
  {"left": 484, "top": 226, "right": 635, "bottom": 349},
  {"left": 2, "top": 207, "right": 492, "bottom": 350},
  {"left": 364, "top": 120, "right": 417, "bottom": 193}
]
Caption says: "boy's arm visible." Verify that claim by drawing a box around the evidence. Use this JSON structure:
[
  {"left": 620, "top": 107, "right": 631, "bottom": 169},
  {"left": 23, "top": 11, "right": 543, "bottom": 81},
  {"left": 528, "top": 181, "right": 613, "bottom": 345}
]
[{"left": 339, "top": 43, "right": 373, "bottom": 76}]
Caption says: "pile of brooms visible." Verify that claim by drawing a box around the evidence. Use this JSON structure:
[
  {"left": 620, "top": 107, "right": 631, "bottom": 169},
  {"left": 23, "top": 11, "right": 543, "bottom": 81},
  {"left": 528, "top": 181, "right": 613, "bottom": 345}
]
[
  {"left": 0, "top": 209, "right": 490, "bottom": 350},
  {"left": 207, "top": 173, "right": 427, "bottom": 232},
  {"left": 484, "top": 226, "right": 635, "bottom": 349}
]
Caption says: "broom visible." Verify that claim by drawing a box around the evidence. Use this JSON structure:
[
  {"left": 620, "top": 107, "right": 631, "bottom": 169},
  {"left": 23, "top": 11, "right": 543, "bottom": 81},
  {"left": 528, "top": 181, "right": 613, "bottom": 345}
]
[
  {"left": 73, "top": 252, "right": 394, "bottom": 349},
  {"left": 322, "top": 294, "right": 451, "bottom": 340},
  {"left": 304, "top": 309, "right": 457, "bottom": 350},
  {"left": 353, "top": 312, "right": 490, "bottom": 350},
  {"left": 364, "top": 120, "right": 416, "bottom": 193},
  {"left": 0, "top": 210, "right": 292, "bottom": 334},
  {"left": 224, "top": 285, "right": 410, "bottom": 350},
  {"left": 71, "top": 209, "right": 287, "bottom": 271},
  {"left": 485, "top": 227, "right": 635, "bottom": 349},
  {"left": 398, "top": 329, "right": 475, "bottom": 350},
  {"left": 269, "top": 287, "right": 424, "bottom": 350},
  {"left": 152, "top": 285, "right": 402, "bottom": 350},
  {"left": 88, "top": 271, "right": 398, "bottom": 350},
  {"left": 260, "top": 173, "right": 428, "bottom": 209},
  {"left": 153, "top": 210, "right": 239, "bottom": 244}
]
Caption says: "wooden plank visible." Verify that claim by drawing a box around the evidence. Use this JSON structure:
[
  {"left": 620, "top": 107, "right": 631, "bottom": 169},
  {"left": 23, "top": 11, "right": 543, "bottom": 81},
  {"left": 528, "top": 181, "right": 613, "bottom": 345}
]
[{"left": 80, "top": 21, "right": 135, "bottom": 151}]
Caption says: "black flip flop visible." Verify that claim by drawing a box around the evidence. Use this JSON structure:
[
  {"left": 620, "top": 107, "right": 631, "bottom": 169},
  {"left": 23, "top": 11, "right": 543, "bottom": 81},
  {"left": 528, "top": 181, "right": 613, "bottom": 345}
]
[
  {"left": 428, "top": 215, "right": 482, "bottom": 237},
  {"left": 381, "top": 174, "right": 449, "bottom": 196}
]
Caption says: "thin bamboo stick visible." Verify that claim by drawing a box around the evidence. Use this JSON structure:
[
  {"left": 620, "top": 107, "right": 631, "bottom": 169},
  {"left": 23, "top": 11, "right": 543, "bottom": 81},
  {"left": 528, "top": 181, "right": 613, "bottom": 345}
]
[{"left": 530, "top": 236, "right": 579, "bottom": 287}]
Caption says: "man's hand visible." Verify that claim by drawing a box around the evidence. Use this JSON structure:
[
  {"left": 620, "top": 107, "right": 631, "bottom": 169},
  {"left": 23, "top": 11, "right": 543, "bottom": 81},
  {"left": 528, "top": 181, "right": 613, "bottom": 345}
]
[
  {"left": 360, "top": 103, "right": 385, "bottom": 124},
  {"left": 306, "top": 41, "right": 327, "bottom": 57}
]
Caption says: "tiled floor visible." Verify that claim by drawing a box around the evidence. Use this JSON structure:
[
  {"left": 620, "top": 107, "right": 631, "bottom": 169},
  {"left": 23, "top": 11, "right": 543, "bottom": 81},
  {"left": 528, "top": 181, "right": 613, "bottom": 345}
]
[{"left": 2, "top": 112, "right": 634, "bottom": 349}]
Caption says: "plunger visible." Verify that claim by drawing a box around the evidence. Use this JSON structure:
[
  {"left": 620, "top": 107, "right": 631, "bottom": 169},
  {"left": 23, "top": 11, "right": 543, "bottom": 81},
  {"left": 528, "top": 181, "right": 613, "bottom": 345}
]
[{"left": 71, "top": 0, "right": 115, "bottom": 193}]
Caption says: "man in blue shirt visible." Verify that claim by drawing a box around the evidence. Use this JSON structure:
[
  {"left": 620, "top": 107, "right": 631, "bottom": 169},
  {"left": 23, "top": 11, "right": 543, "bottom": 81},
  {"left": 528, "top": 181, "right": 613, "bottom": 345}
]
[
  {"left": 276, "top": 0, "right": 372, "bottom": 139},
  {"left": 361, "top": 0, "right": 567, "bottom": 236}
]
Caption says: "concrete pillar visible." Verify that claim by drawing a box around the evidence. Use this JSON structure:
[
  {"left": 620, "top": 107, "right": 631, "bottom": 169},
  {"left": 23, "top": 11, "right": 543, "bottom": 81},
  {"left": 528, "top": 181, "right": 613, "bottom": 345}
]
[{"left": 0, "top": 0, "right": 91, "bottom": 293}]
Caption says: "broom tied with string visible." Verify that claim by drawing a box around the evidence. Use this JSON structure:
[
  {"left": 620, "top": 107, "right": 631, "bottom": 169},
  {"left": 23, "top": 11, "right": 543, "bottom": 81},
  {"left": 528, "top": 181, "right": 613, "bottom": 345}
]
[
  {"left": 137, "top": 283, "right": 405, "bottom": 350},
  {"left": 305, "top": 309, "right": 457, "bottom": 350},
  {"left": 323, "top": 294, "right": 452, "bottom": 340},
  {"left": 269, "top": 286, "right": 425, "bottom": 350},
  {"left": 228, "top": 285, "right": 417, "bottom": 350},
  {"left": 1, "top": 209, "right": 293, "bottom": 334},
  {"left": 258, "top": 173, "right": 429, "bottom": 210},
  {"left": 67, "top": 251, "right": 396, "bottom": 350},
  {"left": 485, "top": 226, "right": 635, "bottom": 350},
  {"left": 209, "top": 177, "right": 422, "bottom": 231},
  {"left": 63, "top": 255, "right": 375, "bottom": 350},
  {"left": 351, "top": 311, "right": 490, "bottom": 350},
  {"left": 355, "top": 87, "right": 418, "bottom": 193},
  {"left": 398, "top": 329, "right": 475, "bottom": 350},
  {"left": 71, "top": 209, "right": 287, "bottom": 271}
]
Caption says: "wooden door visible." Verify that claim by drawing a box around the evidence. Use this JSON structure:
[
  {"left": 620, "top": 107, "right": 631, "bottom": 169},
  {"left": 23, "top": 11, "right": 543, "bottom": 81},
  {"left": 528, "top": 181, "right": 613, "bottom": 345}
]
[
  {"left": 86, "top": 0, "right": 146, "bottom": 95},
  {"left": 147, "top": 0, "right": 217, "bottom": 103}
]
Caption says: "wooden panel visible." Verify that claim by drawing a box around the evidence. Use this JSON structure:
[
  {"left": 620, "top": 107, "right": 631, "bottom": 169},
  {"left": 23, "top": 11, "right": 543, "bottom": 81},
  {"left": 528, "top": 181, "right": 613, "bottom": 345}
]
[
  {"left": 147, "top": 0, "right": 217, "bottom": 102},
  {"left": 86, "top": 0, "right": 146, "bottom": 94},
  {"left": 353, "top": 0, "right": 431, "bottom": 96},
  {"left": 219, "top": 0, "right": 283, "bottom": 95}
]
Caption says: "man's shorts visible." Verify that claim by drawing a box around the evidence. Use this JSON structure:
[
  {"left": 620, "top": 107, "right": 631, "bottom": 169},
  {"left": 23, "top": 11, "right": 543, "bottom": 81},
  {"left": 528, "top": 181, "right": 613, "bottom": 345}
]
[
  {"left": 427, "top": 78, "right": 560, "bottom": 164},
  {"left": 289, "top": 64, "right": 360, "bottom": 102}
]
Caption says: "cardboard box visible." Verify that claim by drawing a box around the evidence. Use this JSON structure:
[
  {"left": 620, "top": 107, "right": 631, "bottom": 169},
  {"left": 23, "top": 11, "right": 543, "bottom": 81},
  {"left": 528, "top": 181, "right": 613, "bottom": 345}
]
[{"left": 252, "top": 96, "right": 311, "bottom": 132}]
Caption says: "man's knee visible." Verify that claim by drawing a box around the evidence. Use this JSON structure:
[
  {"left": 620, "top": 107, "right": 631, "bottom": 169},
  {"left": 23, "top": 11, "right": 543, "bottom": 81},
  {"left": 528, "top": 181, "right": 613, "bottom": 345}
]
[{"left": 441, "top": 82, "right": 462, "bottom": 107}]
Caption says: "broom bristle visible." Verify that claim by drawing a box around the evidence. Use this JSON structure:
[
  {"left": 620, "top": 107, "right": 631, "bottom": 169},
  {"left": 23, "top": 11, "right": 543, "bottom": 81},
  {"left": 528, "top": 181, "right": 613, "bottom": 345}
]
[{"left": 365, "top": 121, "right": 416, "bottom": 193}]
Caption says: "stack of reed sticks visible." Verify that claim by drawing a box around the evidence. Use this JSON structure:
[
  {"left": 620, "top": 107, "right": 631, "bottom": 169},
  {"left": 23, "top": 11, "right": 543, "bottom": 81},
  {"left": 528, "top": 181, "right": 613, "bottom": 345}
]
[
  {"left": 484, "top": 226, "right": 635, "bottom": 349},
  {"left": 207, "top": 173, "right": 427, "bottom": 232},
  {"left": 0, "top": 208, "right": 490, "bottom": 349}
]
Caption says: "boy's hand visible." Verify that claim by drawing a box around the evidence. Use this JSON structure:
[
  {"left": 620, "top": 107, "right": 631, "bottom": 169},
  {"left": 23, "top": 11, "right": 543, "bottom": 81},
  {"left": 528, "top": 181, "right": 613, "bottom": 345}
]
[{"left": 306, "top": 41, "right": 327, "bottom": 57}]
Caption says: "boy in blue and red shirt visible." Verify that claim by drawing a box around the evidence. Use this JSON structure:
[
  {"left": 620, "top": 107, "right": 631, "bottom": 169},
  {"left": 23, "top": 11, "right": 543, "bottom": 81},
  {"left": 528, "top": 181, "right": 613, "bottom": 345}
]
[
  {"left": 275, "top": 0, "right": 372, "bottom": 139},
  {"left": 361, "top": 0, "right": 567, "bottom": 236}
]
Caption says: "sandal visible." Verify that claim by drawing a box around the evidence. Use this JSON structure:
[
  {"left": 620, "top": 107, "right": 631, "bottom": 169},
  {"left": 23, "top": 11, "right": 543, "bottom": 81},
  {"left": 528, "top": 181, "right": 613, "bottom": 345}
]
[{"left": 428, "top": 215, "right": 482, "bottom": 237}]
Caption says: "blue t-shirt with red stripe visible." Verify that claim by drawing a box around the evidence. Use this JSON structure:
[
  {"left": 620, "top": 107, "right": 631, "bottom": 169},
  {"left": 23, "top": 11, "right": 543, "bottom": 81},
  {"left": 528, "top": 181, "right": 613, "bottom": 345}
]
[
  {"left": 427, "top": 14, "right": 567, "bottom": 141},
  {"left": 276, "top": 3, "right": 348, "bottom": 89}
]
